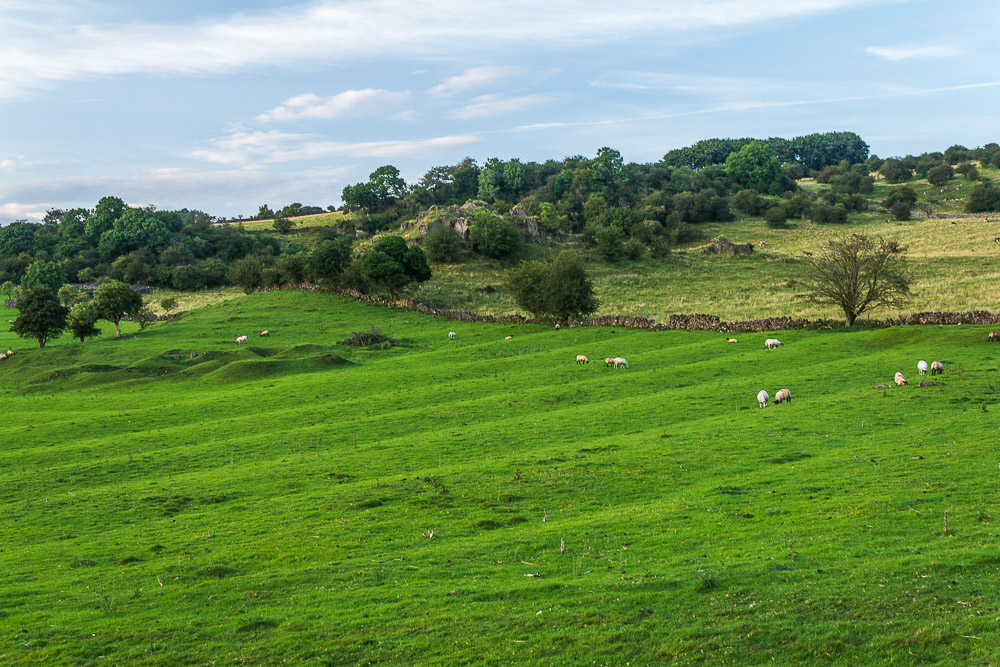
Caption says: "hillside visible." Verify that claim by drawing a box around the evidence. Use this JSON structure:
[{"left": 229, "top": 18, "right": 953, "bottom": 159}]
[{"left": 4, "top": 291, "right": 1000, "bottom": 663}]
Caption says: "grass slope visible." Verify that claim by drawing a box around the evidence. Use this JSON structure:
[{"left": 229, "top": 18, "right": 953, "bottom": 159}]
[{"left": 3, "top": 292, "right": 1000, "bottom": 664}]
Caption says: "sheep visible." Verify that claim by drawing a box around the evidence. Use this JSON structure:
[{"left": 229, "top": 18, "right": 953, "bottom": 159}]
[
  {"left": 726, "top": 338, "right": 738, "bottom": 343},
  {"left": 774, "top": 388, "right": 791, "bottom": 404},
  {"left": 448, "top": 331, "right": 458, "bottom": 339},
  {"left": 260, "top": 330, "right": 270, "bottom": 337},
  {"left": 0, "top": 353, "right": 6, "bottom": 361},
  {"left": 930, "top": 361, "right": 944, "bottom": 375},
  {"left": 190, "top": 352, "right": 198, "bottom": 359},
  {"left": 758, "top": 240, "right": 766, "bottom": 247},
  {"left": 505, "top": 336, "right": 513, "bottom": 340},
  {"left": 235, "top": 335, "right": 248, "bottom": 344},
  {"left": 605, "top": 357, "right": 614, "bottom": 367},
  {"left": 894, "top": 372, "right": 907, "bottom": 386},
  {"left": 765, "top": 338, "right": 784, "bottom": 350},
  {"left": 5, "top": 349, "right": 11, "bottom": 356},
  {"left": 990, "top": 331, "right": 1000, "bottom": 342},
  {"left": 917, "top": 360, "right": 928, "bottom": 375},
  {"left": 757, "top": 390, "right": 769, "bottom": 408},
  {"left": 554, "top": 324, "right": 560, "bottom": 330},
  {"left": 576, "top": 355, "right": 589, "bottom": 365},
  {"left": 613, "top": 357, "right": 629, "bottom": 369}
]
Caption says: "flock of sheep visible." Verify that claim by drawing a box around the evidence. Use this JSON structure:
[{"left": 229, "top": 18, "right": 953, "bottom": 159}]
[
  {"left": 893, "top": 359, "right": 944, "bottom": 386},
  {"left": 233, "top": 330, "right": 269, "bottom": 344},
  {"left": 0, "top": 348, "right": 13, "bottom": 361}
]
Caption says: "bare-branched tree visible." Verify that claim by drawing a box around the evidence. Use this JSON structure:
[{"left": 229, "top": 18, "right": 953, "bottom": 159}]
[{"left": 799, "top": 234, "right": 911, "bottom": 326}]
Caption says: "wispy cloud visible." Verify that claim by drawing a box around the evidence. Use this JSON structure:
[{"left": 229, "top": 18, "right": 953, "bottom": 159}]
[
  {"left": 449, "top": 94, "right": 553, "bottom": 119},
  {"left": 517, "top": 79, "right": 1000, "bottom": 130},
  {"left": 193, "top": 128, "right": 479, "bottom": 164},
  {"left": 257, "top": 89, "right": 411, "bottom": 122},
  {"left": 0, "top": 0, "right": 894, "bottom": 97},
  {"left": 866, "top": 44, "right": 963, "bottom": 61},
  {"left": 0, "top": 201, "right": 48, "bottom": 221},
  {"left": 429, "top": 66, "right": 523, "bottom": 95}
]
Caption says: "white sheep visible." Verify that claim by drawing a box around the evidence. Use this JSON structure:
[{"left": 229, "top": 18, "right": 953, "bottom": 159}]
[
  {"left": 0, "top": 353, "right": 6, "bottom": 361},
  {"left": 765, "top": 338, "right": 784, "bottom": 350},
  {"left": 260, "top": 330, "right": 270, "bottom": 337},
  {"left": 894, "top": 372, "right": 907, "bottom": 386},
  {"left": 505, "top": 335, "right": 513, "bottom": 340},
  {"left": 774, "top": 388, "right": 791, "bottom": 404},
  {"left": 613, "top": 357, "right": 629, "bottom": 369},
  {"left": 604, "top": 357, "right": 614, "bottom": 367},
  {"left": 757, "top": 390, "right": 769, "bottom": 408},
  {"left": 576, "top": 355, "right": 589, "bottom": 365},
  {"left": 235, "top": 335, "right": 248, "bottom": 344},
  {"left": 448, "top": 331, "right": 458, "bottom": 339},
  {"left": 5, "top": 349, "right": 11, "bottom": 356},
  {"left": 555, "top": 324, "right": 560, "bottom": 330},
  {"left": 930, "top": 361, "right": 944, "bottom": 376},
  {"left": 726, "top": 338, "right": 738, "bottom": 343},
  {"left": 917, "top": 360, "right": 928, "bottom": 375}
]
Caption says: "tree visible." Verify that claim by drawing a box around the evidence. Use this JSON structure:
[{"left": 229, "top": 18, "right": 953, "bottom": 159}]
[
  {"left": 504, "top": 252, "right": 599, "bottom": 321},
  {"left": 356, "top": 235, "right": 432, "bottom": 294},
  {"left": 965, "top": 183, "right": 1000, "bottom": 213},
  {"left": 227, "top": 256, "right": 265, "bottom": 294},
  {"left": 925, "top": 163, "right": 953, "bottom": 186},
  {"left": 58, "top": 284, "right": 86, "bottom": 307},
  {"left": 307, "top": 237, "right": 353, "bottom": 286},
  {"left": 272, "top": 212, "right": 295, "bottom": 234},
  {"left": 22, "top": 260, "right": 67, "bottom": 293},
  {"left": 84, "top": 196, "right": 126, "bottom": 244},
  {"left": 92, "top": 280, "right": 142, "bottom": 338},
  {"left": 469, "top": 208, "right": 518, "bottom": 259},
  {"left": 256, "top": 204, "right": 275, "bottom": 219},
  {"left": 97, "top": 207, "right": 170, "bottom": 257},
  {"left": 67, "top": 301, "right": 101, "bottom": 342},
  {"left": 423, "top": 224, "right": 464, "bottom": 263},
  {"left": 0, "top": 221, "right": 38, "bottom": 258},
  {"left": 11, "top": 285, "right": 68, "bottom": 347},
  {"left": 725, "top": 141, "right": 783, "bottom": 194},
  {"left": 799, "top": 234, "right": 911, "bottom": 326},
  {"left": 879, "top": 159, "right": 911, "bottom": 184},
  {"left": 159, "top": 296, "right": 178, "bottom": 313}
]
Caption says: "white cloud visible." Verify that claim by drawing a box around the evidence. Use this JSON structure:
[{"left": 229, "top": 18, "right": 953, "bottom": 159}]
[
  {"left": 449, "top": 94, "right": 553, "bottom": 119},
  {"left": 257, "top": 89, "right": 411, "bottom": 122},
  {"left": 0, "top": 0, "right": 894, "bottom": 97},
  {"left": 0, "top": 201, "right": 48, "bottom": 221},
  {"left": 193, "top": 128, "right": 479, "bottom": 165},
  {"left": 429, "top": 66, "right": 523, "bottom": 95},
  {"left": 866, "top": 44, "right": 963, "bottom": 61}
]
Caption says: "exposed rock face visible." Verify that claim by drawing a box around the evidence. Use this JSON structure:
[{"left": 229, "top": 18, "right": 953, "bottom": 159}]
[{"left": 704, "top": 236, "right": 754, "bottom": 256}]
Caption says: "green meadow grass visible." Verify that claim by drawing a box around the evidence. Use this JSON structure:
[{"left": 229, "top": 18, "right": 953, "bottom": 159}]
[{"left": 4, "top": 291, "right": 1000, "bottom": 664}]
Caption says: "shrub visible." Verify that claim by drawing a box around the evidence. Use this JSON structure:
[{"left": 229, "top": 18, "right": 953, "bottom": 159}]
[
  {"left": 926, "top": 163, "right": 953, "bottom": 186},
  {"left": 341, "top": 326, "right": 396, "bottom": 349},
  {"left": 423, "top": 224, "right": 464, "bottom": 263},
  {"left": 764, "top": 206, "right": 788, "bottom": 228},
  {"left": 622, "top": 239, "right": 645, "bottom": 260},
  {"left": 504, "top": 252, "right": 599, "bottom": 322},
  {"left": 469, "top": 209, "right": 518, "bottom": 259},
  {"left": 227, "top": 256, "right": 265, "bottom": 295}
]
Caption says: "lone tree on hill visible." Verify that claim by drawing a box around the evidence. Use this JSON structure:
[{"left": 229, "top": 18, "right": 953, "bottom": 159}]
[
  {"left": 799, "top": 234, "right": 911, "bottom": 326},
  {"left": 12, "top": 285, "right": 68, "bottom": 347},
  {"left": 93, "top": 280, "right": 142, "bottom": 339},
  {"left": 504, "top": 252, "right": 599, "bottom": 322}
]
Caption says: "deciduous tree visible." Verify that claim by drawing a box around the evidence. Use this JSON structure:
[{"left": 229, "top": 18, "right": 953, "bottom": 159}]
[{"left": 12, "top": 285, "right": 68, "bottom": 347}]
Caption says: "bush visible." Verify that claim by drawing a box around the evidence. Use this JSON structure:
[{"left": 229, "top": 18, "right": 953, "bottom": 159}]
[
  {"left": 341, "top": 326, "right": 396, "bottom": 349},
  {"left": 227, "top": 256, "right": 265, "bottom": 294},
  {"left": 594, "top": 226, "right": 624, "bottom": 262},
  {"left": 622, "top": 239, "right": 645, "bottom": 260},
  {"left": 469, "top": 209, "right": 518, "bottom": 259},
  {"left": 504, "top": 252, "right": 599, "bottom": 322},
  {"left": 890, "top": 201, "right": 912, "bottom": 221},
  {"left": 423, "top": 224, "right": 464, "bottom": 263},
  {"left": 159, "top": 296, "right": 178, "bottom": 313},
  {"left": 925, "top": 163, "right": 953, "bottom": 186},
  {"left": 764, "top": 206, "right": 788, "bottom": 228},
  {"left": 171, "top": 264, "right": 207, "bottom": 291},
  {"left": 966, "top": 183, "right": 1000, "bottom": 213}
]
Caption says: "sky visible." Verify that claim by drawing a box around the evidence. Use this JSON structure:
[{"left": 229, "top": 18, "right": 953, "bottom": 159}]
[{"left": 1, "top": 0, "right": 998, "bottom": 222}]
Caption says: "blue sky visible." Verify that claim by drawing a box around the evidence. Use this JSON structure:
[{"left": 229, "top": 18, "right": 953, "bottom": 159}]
[{"left": 1, "top": 0, "right": 997, "bottom": 221}]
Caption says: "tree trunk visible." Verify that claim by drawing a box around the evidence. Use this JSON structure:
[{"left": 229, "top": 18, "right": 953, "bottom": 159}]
[{"left": 114, "top": 319, "right": 122, "bottom": 338}]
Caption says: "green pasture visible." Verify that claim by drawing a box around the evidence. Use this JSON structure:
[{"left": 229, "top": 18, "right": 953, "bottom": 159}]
[
  {"left": 415, "top": 210, "right": 1000, "bottom": 322},
  {"left": 3, "top": 291, "right": 1000, "bottom": 664}
]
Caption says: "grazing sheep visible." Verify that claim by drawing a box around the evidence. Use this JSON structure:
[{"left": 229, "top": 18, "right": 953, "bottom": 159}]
[
  {"left": 448, "top": 331, "right": 458, "bottom": 339},
  {"left": 605, "top": 357, "right": 614, "bottom": 367},
  {"left": 0, "top": 353, "right": 6, "bottom": 361},
  {"left": 576, "top": 355, "right": 589, "bottom": 365},
  {"left": 190, "top": 352, "right": 198, "bottom": 359},
  {"left": 990, "top": 331, "right": 1000, "bottom": 342},
  {"left": 758, "top": 240, "right": 766, "bottom": 247},
  {"left": 613, "top": 357, "right": 629, "bottom": 369},
  {"left": 917, "top": 360, "right": 928, "bottom": 375},
  {"left": 931, "top": 361, "right": 944, "bottom": 375},
  {"left": 555, "top": 324, "right": 560, "bottom": 330},
  {"left": 757, "top": 390, "right": 769, "bottom": 408},
  {"left": 505, "top": 335, "right": 513, "bottom": 340},
  {"left": 260, "top": 330, "right": 270, "bottom": 337},
  {"left": 5, "top": 349, "right": 11, "bottom": 356},
  {"left": 726, "top": 338, "right": 738, "bottom": 343},
  {"left": 235, "top": 335, "right": 248, "bottom": 344},
  {"left": 765, "top": 338, "right": 784, "bottom": 350},
  {"left": 774, "top": 388, "right": 791, "bottom": 404},
  {"left": 894, "top": 372, "right": 907, "bottom": 386}
]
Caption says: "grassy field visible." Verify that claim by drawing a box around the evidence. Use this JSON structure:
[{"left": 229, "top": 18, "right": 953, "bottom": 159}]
[
  {"left": 415, "top": 211, "right": 1000, "bottom": 322},
  {"left": 4, "top": 290, "right": 1000, "bottom": 664},
  {"left": 215, "top": 211, "right": 350, "bottom": 232}
]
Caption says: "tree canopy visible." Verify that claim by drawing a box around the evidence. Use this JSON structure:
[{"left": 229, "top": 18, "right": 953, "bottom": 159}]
[
  {"left": 93, "top": 280, "right": 143, "bottom": 338},
  {"left": 12, "top": 285, "right": 68, "bottom": 347},
  {"left": 799, "top": 234, "right": 911, "bottom": 326},
  {"left": 504, "top": 252, "right": 599, "bottom": 321}
]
